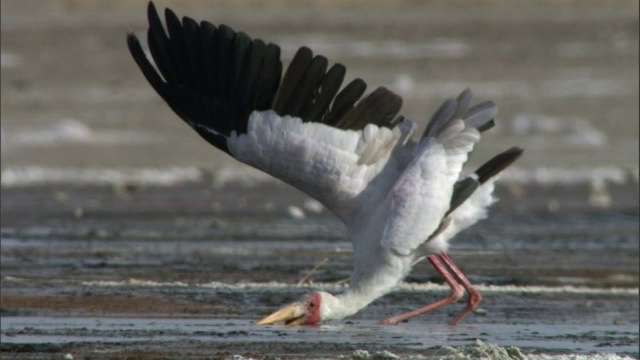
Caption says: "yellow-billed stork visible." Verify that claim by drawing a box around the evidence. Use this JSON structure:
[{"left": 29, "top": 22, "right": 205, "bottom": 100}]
[{"left": 127, "top": 1, "right": 523, "bottom": 326}]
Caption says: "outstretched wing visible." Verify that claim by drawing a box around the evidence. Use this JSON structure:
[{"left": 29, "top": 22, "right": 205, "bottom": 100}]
[
  {"left": 127, "top": 2, "right": 414, "bottom": 222},
  {"left": 127, "top": 2, "right": 507, "bottom": 230}
]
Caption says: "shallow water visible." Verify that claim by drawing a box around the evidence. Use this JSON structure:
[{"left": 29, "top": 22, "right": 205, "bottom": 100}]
[
  {"left": 1, "top": 183, "right": 639, "bottom": 358},
  {"left": 2, "top": 317, "right": 638, "bottom": 355}
]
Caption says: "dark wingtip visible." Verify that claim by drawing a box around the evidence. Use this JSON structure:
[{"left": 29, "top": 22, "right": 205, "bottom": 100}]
[
  {"left": 476, "top": 146, "right": 524, "bottom": 184},
  {"left": 147, "top": 1, "right": 158, "bottom": 20},
  {"left": 447, "top": 177, "right": 480, "bottom": 216},
  {"left": 126, "top": 30, "right": 144, "bottom": 63},
  {"left": 126, "top": 31, "right": 140, "bottom": 47},
  {"left": 477, "top": 119, "right": 495, "bottom": 133},
  {"left": 503, "top": 146, "right": 525, "bottom": 160}
]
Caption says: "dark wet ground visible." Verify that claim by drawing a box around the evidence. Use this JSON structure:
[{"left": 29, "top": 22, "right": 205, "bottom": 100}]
[{"left": 1, "top": 182, "right": 639, "bottom": 358}]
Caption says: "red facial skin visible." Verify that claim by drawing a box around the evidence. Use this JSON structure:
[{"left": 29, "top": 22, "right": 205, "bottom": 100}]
[{"left": 303, "top": 293, "right": 322, "bottom": 325}]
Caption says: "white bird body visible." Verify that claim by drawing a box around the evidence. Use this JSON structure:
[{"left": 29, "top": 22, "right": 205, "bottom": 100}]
[
  {"left": 227, "top": 110, "right": 486, "bottom": 320},
  {"left": 127, "top": 1, "right": 523, "bottom": 325}
]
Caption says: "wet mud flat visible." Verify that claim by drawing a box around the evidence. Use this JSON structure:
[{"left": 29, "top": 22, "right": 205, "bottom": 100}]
[
  {"left": 1, "top": 182, "right": 639, "bottom": 359},
  {"left": 1, "top": 318, "right": 638, "bottom": 358},
  {"left": 1, "top": 0, "right": 639, "bottom": 358}
]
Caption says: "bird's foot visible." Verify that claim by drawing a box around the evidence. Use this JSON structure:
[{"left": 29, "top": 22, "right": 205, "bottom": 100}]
[{"left": 378, "top": 317, "right": 401, "bottom": 325}]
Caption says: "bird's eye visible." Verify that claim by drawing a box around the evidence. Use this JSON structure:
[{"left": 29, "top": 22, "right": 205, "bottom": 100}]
[{"left": 308, "top": 301, "right": 316, "bottom": 308}]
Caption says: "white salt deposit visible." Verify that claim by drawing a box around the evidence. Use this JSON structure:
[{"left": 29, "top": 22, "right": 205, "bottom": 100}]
[
  {"left": 78, "top": 278, "right": 639, "bottom": 297},
  {"left": 2, "top": 165, "right": 637, "bottom": 188},
  {"left": 0, "top": 167, "right": 204, "bottom": 187}
]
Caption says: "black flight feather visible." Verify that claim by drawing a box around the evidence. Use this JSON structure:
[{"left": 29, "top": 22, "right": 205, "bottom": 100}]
[
  {"left": 272, "top": 47, "right": 313, "bottom": 115},
  {"left": 447, "top": 146, "right": 524, "bottom": 216},
  {"left": 324, "top": 78, "right": 367, "bottom": 126},
  {"left": 305, "top": 63, "right": 346, "bottom": 123},
  {"left": 475, "top": 146, "right": 524, "bottom": 184},
  {"left": 427, "top": 146, "right": 524, "bottom": 241},
  {"left": 127, "top": 2, "right": 478, "bottom": 155},
  {"left": 287, "top": 55, "right": 329, "bottom": 118}
]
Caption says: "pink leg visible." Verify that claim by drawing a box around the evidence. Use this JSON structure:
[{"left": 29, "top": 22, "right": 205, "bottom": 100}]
[
  {"left": 438, "top": 252, "right": 482, "bottom": 325},
  {"left": 379, "top": 255, "right": 464, "bottom": 325}
]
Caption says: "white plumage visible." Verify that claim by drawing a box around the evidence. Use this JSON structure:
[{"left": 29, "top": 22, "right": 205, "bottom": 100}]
[
  {"left": 127, "top": 1, "right": 523, "bottom": 326},
  {"left": 228, "top": 111, "right": 412, "bottom": 222}
]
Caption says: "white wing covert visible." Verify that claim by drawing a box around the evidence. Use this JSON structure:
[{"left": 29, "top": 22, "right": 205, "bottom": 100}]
[{"left": 227, "top": 111, "right": 419, "bottom": 221}]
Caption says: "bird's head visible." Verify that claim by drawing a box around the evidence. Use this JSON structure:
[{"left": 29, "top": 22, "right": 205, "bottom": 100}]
[{"left": 256, "top": 291, "right": 336, "bottom": 326}]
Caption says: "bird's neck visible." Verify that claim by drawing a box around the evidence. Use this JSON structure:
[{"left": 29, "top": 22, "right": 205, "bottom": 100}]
[
  {"left": 323, "top": 289, "right": 386, "bottom": 320},
  {"left": 324, "top": 272, "right": 404, "bottom": 321},
  {"left": 324, "top": 218, "right": 417, "bottom": 322}
]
